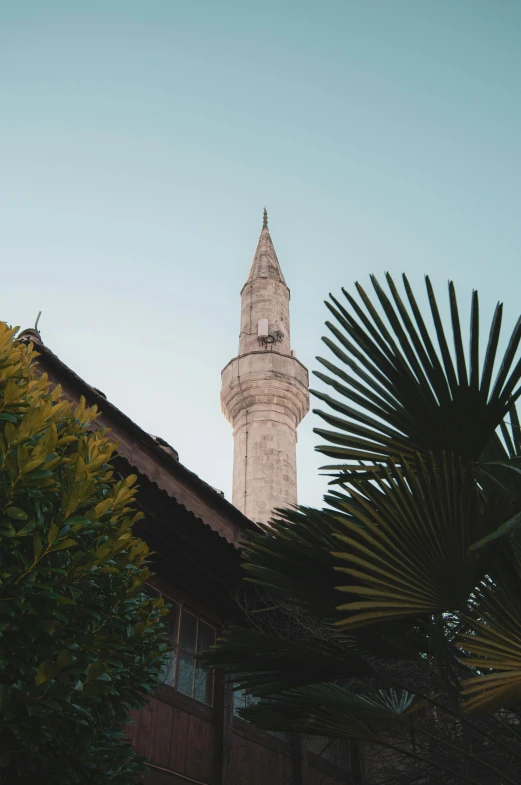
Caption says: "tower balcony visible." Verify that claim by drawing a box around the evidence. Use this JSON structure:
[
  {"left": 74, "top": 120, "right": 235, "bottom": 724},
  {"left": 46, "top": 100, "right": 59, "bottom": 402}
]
[{"left": 221, "top": 350, "right": 309, "bottom": 429}]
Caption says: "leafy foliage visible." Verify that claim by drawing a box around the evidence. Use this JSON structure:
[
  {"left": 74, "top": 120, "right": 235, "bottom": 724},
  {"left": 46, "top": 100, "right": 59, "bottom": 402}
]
[
  {"left": 207, "top": 276, "right": 521, "bottom": 784},
  {"left": 0, "top": 324, "right": 168, "bottom": 783}
]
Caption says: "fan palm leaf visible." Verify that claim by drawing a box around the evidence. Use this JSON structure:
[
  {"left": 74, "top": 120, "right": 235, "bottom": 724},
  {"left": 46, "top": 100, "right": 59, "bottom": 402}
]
[
  {"left": 242, "top": 506, "right": 346, "bottom": 621},
  {"left": 332, "top": 453, "right": 493, "bottom": 628},
  {"left": 459, "top": 581, "right": 521, "bottom": 713},
  {"left": 240, "top": 505, "right": 436, "bottom": 657},
  {"left": 313, "top": 275, "right": 521, "bottom": 473},
  {"left": 204, "top": 627, "right": 373, "bottom": 695},
  {"left": 239, "top": 683, "right": 422, "bottom": 741}
]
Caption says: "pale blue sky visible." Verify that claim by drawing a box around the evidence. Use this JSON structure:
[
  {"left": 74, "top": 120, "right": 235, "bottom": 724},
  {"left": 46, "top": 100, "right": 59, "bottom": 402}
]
[{"left": 1, "top": 1, "right": 520, "bottom": 508}]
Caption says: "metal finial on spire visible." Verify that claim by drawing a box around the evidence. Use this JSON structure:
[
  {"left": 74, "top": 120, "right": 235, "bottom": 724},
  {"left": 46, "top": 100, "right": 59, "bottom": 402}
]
[{"left": 263, "top": 207, "right": 268, "bottom": 229}]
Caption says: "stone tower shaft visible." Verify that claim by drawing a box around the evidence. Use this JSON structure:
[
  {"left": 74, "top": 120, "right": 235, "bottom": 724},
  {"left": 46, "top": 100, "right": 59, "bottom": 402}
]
[{"left": 221, "top": 211, "right": 309, "bottom": 525}]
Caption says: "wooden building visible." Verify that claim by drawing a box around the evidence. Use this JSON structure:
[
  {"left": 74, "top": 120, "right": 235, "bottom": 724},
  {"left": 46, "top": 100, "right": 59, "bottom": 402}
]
[{"left": 19, "top": 327, "right": 354, "bottom": 784}]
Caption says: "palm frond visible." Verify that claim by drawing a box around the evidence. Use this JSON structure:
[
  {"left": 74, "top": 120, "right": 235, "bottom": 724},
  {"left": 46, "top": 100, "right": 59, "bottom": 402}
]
[
  {"left": 332, "top": 453, "right": 491, "bottom": 628},
  {"left": 313, "top": 275, "right": 521, "bottom": 474},
  {"left": 203, "top": 627, "right": 373, "bottom": 695},
  {"left": 472, "top": 403, "right": 521, "bottom": 549},
  {"left": 242, "top": 506, "right": 345, "bottom": 621},
  {"left": 240, "top": 683, "right": 421, "bottom": 741},
  {"left": 459, "top": 581, "right": 521, "bottom": 713}
]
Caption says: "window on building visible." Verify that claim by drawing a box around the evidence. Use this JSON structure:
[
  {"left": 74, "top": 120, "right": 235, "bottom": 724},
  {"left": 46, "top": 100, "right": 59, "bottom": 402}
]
[{"left": 159, "top": 600, "right": 216, "bottom": 706}]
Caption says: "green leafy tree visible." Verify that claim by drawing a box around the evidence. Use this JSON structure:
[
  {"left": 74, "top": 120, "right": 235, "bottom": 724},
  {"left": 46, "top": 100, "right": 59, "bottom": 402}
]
[
  {"left": 0, "top": 324, "right": 168, "bottom": 783},
  {"left": 208, "top": 276, "right": 521, "bottom": 784}
]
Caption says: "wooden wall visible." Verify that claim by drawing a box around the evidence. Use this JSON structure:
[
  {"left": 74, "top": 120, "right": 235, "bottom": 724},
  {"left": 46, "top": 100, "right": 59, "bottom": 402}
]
[
  {"left": 229, "top": 723, "right": 293, "bottom": 785},
  {"left": 126, "top": 696, "right": 215, "bottom": 785},
  {"left": 305, "top": 761, "right": 350, "bottom": 785},
  {"left": 127, "top": 694, "right": 351, "bottom": 785}
]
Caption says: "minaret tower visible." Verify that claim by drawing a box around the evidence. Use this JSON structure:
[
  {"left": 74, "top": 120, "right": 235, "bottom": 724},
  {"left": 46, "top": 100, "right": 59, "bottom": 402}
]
[{"left": 221, "top": 210, "right": 309, "bottom": 525}]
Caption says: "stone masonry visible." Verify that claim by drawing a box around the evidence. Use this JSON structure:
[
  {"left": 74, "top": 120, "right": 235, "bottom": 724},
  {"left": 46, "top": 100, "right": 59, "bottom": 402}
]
[{"left": 221, "top": 210, "right": 309, "bottom": 525}]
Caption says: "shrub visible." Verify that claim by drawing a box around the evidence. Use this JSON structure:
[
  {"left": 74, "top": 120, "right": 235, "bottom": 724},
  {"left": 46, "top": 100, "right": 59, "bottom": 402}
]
[{"left": 0, "top": 324, "right": 168, "bottom": 783}]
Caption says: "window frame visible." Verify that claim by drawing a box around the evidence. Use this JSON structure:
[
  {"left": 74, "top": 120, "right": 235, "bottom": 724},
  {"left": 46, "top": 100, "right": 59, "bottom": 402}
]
[{"left": 146, "top": 583, "right": 217, "bottom": 707}]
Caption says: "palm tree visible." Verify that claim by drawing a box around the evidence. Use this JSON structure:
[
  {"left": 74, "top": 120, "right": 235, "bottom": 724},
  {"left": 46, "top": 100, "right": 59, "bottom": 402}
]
[{"left": 207, "top": 275, "right": 521, "bottom": 785}]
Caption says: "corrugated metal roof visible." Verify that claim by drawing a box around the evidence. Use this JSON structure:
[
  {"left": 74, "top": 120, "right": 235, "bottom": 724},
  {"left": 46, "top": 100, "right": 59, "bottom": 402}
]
[{"left": 17, "top": 329, "right": 258, "bottom": 546}]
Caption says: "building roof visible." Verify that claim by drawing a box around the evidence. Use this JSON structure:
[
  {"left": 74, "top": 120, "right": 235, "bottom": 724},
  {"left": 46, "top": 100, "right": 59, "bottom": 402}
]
[
  {"left": 17, "top": 328, "right": 258, "bottom": 547},
  {"left": 243, "top": 209, "right": 287, "bottom": 289}
]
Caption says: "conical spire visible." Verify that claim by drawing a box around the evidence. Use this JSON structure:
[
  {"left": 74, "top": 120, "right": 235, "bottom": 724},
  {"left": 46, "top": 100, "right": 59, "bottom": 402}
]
[{"left": 244, "top": 208, "right": 287, "bottom": 287}]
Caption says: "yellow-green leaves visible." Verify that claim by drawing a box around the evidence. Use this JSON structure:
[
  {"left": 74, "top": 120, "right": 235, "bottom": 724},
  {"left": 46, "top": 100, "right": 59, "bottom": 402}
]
[
  {"left": 5, "top": 507, "right": 27, "bottom": 520},
  {"left": 33, "top": 534, "right": 43, "bottom": 560},
  {"left": 47, "top": 522, "right": 59, "bottom": 545},
  {"left": 86, "top": 661, "right": 106, "bottom": 681},
  {"left": 57, "top": 649, "right": 72, "bottom": 668},
  {"left": 20, "top": 457, "right": 45, "bottom": 475},
  {"left": 35, "top": 659, "right": 57, "bottom": 686},
  {"left": 0, "top": 322, "right": 168, "bottom": 780},
  {"left": 49, "top": 539, "right": 77, "bottom": 553}
]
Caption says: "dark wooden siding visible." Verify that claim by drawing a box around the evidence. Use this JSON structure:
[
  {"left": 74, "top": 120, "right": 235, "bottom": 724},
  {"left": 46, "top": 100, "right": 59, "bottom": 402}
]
[
  {"left": 127, "top": 697, "right": 215, "bottom": 784},
  {"left": 229, "top": 729, "right": 292, "bottom": 785},
  {"left": 128, "top": 697, "right": 352, "bottom": 784},
  {"left": 305, "top": 762, "right": 350, "bottom": 784}
]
